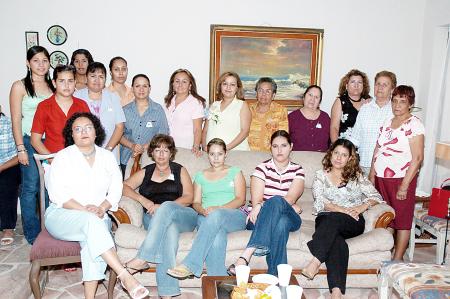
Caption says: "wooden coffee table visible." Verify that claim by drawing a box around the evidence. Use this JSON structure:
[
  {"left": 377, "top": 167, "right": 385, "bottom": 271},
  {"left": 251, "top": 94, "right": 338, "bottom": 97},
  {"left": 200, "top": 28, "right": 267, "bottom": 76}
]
[{"left": 202, "top": 275, "right": 305, "bottom": 299}]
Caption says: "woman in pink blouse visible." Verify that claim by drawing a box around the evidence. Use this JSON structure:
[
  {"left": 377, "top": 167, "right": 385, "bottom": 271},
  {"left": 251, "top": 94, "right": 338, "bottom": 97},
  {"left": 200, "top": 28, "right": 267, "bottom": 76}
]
[
  {"left": 369, "top": 85, "right": 424, "bottom": 261},
  {"left": 163, "top": 69, "right": 206, "bottom": 156}
]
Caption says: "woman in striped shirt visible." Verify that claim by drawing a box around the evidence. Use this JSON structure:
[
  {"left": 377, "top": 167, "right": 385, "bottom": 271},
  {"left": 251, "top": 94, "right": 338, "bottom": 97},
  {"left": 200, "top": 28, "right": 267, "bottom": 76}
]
[{"left": 227, "top": 130, "right": 305, "bottom": 275}]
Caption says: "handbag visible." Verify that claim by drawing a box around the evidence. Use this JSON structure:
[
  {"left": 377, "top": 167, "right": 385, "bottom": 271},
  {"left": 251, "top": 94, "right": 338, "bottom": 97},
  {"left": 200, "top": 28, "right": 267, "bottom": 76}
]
[
  {"left": 130, "top": 153, "right": 142, "bottom": 176},
  {"left": 428, "top": 178, "right": 450, "bottom": 218}
]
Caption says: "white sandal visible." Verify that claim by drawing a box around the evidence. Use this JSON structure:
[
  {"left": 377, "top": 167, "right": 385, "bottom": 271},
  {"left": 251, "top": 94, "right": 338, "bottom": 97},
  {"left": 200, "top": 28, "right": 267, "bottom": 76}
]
[{"left": 117, "top": 268, "right": 149, "bottom": 299}]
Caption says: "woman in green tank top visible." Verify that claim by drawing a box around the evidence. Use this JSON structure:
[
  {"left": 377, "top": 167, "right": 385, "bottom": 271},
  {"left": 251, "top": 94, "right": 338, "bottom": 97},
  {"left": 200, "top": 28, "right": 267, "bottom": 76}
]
[
  {"left": 8, "top": 46, "right": 54, "bottom": 244},
  {"left": 167, "top": 138, "right": 247, "bottom": 278}
]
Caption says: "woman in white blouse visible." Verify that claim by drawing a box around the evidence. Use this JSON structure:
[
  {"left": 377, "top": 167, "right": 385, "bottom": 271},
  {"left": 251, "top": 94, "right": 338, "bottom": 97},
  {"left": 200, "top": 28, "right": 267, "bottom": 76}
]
[
  {"left": 302, "top": 139, "right": 383, "bottom": 299},
  {"left": 45, "top": 112, "right": 148, "bottom": 299}
]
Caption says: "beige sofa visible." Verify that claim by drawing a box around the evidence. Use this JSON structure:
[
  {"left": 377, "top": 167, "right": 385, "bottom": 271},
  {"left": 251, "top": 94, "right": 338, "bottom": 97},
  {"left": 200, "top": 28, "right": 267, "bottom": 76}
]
[{"left": 110, "top": 148, "right": 395, "bottom": 292}]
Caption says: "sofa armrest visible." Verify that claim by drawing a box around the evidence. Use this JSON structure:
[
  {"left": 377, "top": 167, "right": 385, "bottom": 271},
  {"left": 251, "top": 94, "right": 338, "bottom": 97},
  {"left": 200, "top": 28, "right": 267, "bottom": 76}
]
[
  {"left": 363, "top": 203, "right": 395, "bottom": 231},
  {"left": 114, "top": 196, "right": 144, "bottom": 227}
]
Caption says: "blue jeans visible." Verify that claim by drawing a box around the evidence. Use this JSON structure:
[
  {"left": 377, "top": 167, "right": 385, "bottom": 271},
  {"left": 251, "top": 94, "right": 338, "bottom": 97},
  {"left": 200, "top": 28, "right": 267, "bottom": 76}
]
[
  {"left": 19, "top": 135, "right": 42, "bottom": 244},
  {"left": 183, "top": 208, "right": 246, "bottom": 277},
  {"left": 246, "top": 196, "right": 301, "bottom": 275},
  {"left": 45, "top": 204, "right": 114, "bottom": 281},
  {"left": 138, "top": 201, "right": 197, "bottom": 297}
]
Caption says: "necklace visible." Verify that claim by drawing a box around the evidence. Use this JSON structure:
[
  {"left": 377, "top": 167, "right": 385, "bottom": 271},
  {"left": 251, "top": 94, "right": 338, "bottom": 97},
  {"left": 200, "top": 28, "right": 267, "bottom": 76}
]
[
  {"left": 157, "top": 166, "right": 170, "bottom": 177},
  {"left": 349, "top": 95, "right": 362, "bottom": 103},
  {"left": 82, "top": 147, "right": 96, "bottom": 160}
]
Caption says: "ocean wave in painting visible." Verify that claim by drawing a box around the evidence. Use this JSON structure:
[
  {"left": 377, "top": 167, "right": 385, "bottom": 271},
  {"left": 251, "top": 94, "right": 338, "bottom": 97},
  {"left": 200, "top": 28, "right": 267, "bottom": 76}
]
[{"left": 241, "top": 73, "right": 310, "bottom": 100}]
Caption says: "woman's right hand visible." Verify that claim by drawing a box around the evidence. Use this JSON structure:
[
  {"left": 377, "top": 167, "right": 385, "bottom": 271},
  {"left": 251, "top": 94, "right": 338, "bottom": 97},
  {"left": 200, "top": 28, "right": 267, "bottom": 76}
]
[
  {"left": 141, "top": 198, "right": 155, "bottom": 212},
  {"left": 341, "top": 207, "right": 360, "bottom": 221},
  {"left": 247, "top": 204, "right": 262, "bottom": 224},
  {"left": 18, "top": 151, "right": 29, "bottom": 165},
  {"left": 132, "top": 143, "right": 144, "bottom": 157}
]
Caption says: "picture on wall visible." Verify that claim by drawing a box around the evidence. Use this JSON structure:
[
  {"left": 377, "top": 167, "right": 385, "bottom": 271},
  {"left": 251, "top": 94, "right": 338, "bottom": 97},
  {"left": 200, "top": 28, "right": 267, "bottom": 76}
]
[
  {"left": 47, "top": 25, "right": 67, "bottom": 45},
  {"left": 49, "top": 51, "right": 68, "bottom": 69},
  {"left": 25, "top": 31, "right": 39, "bottom": 51},
  {"left": 210, "top": 25, "right": 323, "bottom": 108}
]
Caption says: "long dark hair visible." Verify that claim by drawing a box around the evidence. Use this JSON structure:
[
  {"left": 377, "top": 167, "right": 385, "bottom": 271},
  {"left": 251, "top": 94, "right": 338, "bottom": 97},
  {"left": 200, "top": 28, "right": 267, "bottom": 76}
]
[
  {"left": 23, "top": 46, "right": 55, "bottom": 97},
  {"left": 322, "top": 139, "right": 361, "bottom": 184},
  {"left": 164, "top": 69, "right": 206, "bottom": 108}
]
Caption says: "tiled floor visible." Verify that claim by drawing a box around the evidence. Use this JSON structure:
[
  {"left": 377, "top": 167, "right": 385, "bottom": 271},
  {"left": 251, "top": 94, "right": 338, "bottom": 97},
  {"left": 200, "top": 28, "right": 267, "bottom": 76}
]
[{"left": 0, "top": 222, "right": 442, "bottom": 299}]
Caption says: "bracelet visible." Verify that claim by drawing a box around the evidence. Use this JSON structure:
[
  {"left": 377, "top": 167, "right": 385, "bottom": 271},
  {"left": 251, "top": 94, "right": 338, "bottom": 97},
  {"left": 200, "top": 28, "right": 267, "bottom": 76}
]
[
  {"left": 16, "top": 143, "right": 24, "bottom": 147},
  {"left": 17, "top": 149, "right": 27, "bottom": 153}
]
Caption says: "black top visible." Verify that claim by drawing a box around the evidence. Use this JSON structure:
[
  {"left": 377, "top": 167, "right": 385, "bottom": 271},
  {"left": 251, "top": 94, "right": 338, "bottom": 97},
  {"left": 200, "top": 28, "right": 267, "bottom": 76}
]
[
  {"left": 338, "top": 93, "right": 359, "bottom": 138},
  {"left": 139, "top": 161, "right": 183, "bottom": 208}
]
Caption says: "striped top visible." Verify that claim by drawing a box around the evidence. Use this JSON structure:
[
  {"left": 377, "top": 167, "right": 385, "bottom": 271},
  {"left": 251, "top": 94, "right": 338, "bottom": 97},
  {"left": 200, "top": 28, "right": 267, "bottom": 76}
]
[{"left": 252, "top": 158, "right": 305, "bottom": 201}]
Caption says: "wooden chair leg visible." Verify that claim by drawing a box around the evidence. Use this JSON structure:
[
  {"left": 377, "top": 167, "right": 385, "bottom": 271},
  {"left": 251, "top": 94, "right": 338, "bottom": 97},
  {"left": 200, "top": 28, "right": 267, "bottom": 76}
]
[
  {"left": 29, "top": 260, "right": 42, "bottom": 299},
  {"left": 108, "top": 269, "right": 118, "bottom": 299}
]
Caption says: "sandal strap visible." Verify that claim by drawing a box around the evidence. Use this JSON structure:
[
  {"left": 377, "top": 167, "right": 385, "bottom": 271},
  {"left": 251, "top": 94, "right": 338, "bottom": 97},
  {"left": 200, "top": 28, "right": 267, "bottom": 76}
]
[{"left": 239, "top": 256, "right": 249, "bottom": 265}]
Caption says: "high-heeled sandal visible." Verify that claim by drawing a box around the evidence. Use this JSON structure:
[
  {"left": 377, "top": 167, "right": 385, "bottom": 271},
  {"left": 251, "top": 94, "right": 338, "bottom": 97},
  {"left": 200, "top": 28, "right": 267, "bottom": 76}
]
[
  {"left": 227, "top": 256, "right": 249, "bottom": 276},
  {"left": 167, "top": 264, "right": 195, "bottom": 279},
  {"left": 117, "top": 268, "right": 150, "bottom": 299},
  {"left": 124, "top": 262, "right": 152, "bottom": 275},
  {"left": 300, "top": 268, "right": 319, "bottom": 280}
]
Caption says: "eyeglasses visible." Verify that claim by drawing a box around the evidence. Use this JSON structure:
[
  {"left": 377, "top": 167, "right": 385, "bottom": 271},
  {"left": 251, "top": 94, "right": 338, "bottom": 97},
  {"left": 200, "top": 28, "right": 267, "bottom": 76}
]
[
  {"left": 73, "top": 125, "right": 94, "bottom": 134},
  {"left": 257, "top": 88, "right": 273, "bottom": 95}
]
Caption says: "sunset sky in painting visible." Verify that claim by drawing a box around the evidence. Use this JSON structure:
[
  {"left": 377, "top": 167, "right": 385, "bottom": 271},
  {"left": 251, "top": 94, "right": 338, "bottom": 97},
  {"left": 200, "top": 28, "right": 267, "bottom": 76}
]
[{"left": 219, "top": 37, "right": 312, "bottom": 79}]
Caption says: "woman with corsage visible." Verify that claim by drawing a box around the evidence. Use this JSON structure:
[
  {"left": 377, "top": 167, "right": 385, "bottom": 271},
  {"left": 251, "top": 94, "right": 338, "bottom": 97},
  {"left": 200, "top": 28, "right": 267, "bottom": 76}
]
[
  {"left": 228, "top": 130, "right": 304, "bottom": 276},
  {"left": 167, "top": 138, "right": 247, "bottom": 278},
  {"left": 45, "top": 112, "right": 148, "bottom": 299},
  {"left": 122, "top": 134, "right": 197, "bottom": 299},
  {"left": 303, "top": 138, "right": 382, "bottom": 299}
]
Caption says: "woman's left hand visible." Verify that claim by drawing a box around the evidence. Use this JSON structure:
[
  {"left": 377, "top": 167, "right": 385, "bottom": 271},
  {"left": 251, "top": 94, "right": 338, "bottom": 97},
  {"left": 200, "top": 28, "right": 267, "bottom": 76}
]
[
  {"left": 292, "top": 204, "right": 303, "bottom": 215},
  {"left": 342, "top": 207, "right": 360, "bottom": 221}
]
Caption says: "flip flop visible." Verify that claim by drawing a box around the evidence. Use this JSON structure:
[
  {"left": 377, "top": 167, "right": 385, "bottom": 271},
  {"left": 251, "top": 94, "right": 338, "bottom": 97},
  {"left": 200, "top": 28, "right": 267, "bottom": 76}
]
[
  {"left": 0, "top": 237, "right": 14, "bottom": 246},
  {"left": 124, "top": 262, "right": 152, "bottom": 275},
  {"left": 167, "top": 264, "right": 194, "bottom": 279}
]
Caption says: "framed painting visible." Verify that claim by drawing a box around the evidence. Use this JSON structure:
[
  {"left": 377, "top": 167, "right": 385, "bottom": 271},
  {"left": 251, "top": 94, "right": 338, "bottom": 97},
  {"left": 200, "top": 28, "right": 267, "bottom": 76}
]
[
  {"left": 25, "top": 31, "right": 39, "bottom": 52},
  {"left": 210, "top": 25, "right": 323, "bottom": 108}
]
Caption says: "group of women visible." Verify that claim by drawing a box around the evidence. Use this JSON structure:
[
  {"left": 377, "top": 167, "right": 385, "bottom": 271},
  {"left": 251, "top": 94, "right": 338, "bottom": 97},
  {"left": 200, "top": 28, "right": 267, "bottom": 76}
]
[{"left": 0, "top": 44, "right": 426, "bottom": 299}]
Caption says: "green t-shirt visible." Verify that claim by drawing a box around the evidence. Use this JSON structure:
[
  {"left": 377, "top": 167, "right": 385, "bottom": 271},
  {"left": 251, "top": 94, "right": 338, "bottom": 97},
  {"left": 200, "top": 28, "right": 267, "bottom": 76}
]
[{"left": 194, "top": 166, "right": 241, "bottom": 208}]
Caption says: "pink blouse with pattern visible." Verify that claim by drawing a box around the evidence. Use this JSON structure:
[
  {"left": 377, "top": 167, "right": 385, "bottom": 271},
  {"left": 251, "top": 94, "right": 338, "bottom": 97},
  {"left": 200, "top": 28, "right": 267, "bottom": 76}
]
[{"left": 374, "top": 115, "right": 424, "bottom": 178}]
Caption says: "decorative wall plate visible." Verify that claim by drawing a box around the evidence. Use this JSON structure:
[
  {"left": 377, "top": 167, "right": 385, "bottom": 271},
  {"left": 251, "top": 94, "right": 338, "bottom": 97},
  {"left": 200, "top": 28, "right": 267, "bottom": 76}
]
[
  {"left": 47, "top": 25, "right": 67, "bottom": 45},
  {"left": 49, "top": 51, "right": 68, "bottom": 68}
]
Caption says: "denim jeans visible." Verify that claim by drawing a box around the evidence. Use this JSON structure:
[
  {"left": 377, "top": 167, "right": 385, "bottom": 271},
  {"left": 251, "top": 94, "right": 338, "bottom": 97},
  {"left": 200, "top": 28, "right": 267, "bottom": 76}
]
[
  {"left": 19, "top": 135, "right": 41, "bottom": 244},
  {"left": 246, "top": 196, "right": 301, "bottom": 275},
  {"left": 183, "top": 208, "right": 246, "bottom": 277},
  {"left": 45, "top": 204, "right": 114, "bottom": 281},
  {"left": 138, "top": 201, "right": 197, "bottom": 297},
  {"left": 0, "top": 165, "right": 20, "bottom": 229}
]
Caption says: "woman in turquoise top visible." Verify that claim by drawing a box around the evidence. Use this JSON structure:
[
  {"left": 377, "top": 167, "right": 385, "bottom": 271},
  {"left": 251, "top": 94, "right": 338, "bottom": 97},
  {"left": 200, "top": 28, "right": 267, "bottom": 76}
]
[
  {"left": 167, "top": 138, "right": 247, "bottom": 278},
  {"left": 9, "top": 46, "right": 54, "bottom": 244}
]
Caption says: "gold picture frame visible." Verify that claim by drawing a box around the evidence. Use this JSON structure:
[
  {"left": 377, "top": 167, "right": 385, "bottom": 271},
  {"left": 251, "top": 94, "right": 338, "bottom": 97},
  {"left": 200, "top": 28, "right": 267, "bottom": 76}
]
[{"left": 210, "top": 24, "right": 323, "bottom": 108}]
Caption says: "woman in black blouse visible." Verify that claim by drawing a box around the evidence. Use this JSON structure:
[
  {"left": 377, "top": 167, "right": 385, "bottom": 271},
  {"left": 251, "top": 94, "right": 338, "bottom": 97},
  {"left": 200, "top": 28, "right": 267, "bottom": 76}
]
[
  {"left": 330, "top": 69, "right": 371, "bottom": 142},
  {"left": 122, "top": 134, "right": 197, "bottom": 299}
]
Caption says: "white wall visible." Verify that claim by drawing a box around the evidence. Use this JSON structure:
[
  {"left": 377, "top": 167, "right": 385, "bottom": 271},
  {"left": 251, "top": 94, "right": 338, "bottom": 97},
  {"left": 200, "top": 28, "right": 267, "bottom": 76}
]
[
  {"left": 416, "top": 0, "right": 450, "bottom": 193},
  {"left": 0, "top": 0, "right": 426, "bottom": 117}
]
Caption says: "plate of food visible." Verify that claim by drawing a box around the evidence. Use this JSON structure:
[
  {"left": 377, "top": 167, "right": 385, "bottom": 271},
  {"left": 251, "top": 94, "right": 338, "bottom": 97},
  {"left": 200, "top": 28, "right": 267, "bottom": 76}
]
[{"left": 252, "top": 274, "right": 279, "bottom": 285}]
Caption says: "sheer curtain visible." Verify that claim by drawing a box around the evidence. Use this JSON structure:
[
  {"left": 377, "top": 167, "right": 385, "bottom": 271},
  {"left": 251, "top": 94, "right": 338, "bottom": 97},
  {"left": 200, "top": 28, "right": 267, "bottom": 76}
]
[{"left": 418, "top": 26, "right": 450, "bottom": 193}]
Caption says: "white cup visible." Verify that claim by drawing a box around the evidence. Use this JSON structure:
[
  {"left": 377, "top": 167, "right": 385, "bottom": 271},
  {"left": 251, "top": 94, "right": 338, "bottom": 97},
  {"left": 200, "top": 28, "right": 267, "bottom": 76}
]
[
  {"left": 286, "top": 285, "right": 303, "bottom": 299},
  {"left": 277, "top": 264, "right": 292, "bottom": 287},
  {"left": 235, "top": 265, "right": 250, "bottom": 287}
]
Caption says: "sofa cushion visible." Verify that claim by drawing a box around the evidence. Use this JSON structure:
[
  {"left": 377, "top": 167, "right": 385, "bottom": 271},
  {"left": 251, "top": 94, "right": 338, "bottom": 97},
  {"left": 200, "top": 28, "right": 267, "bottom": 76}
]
[{"left": 30, "top": 229, "right": 80, "bottom": 261}]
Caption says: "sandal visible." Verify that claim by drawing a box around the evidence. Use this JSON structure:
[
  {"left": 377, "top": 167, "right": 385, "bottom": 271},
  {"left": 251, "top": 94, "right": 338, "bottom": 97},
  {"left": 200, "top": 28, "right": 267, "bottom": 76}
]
[
  {"left": 300, "top": 268, "right": 319, "bottom": 280},
  {"left": 117, "top": 268, "right": 149, "bottom": 299},
  {"left": 167, "top": 264, "right": 194, "bottom": 279},
  {"left": 0, "top": 237, "right": 14, "bottom": 246},
  {"left": 124, "top": 262, "right": 152, "bottom": 275},
  {"left": 227, "top": 256, "right": 249, "bottom": 276}
]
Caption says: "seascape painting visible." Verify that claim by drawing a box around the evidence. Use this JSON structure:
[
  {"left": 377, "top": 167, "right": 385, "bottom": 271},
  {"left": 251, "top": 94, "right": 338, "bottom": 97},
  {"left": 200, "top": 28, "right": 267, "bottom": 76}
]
[
  {"left": 220, "top": 37, "right": 312, "bottom": 100},
  {"left": 210, "top": 25, "right": 323, "bottom": 108}
]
